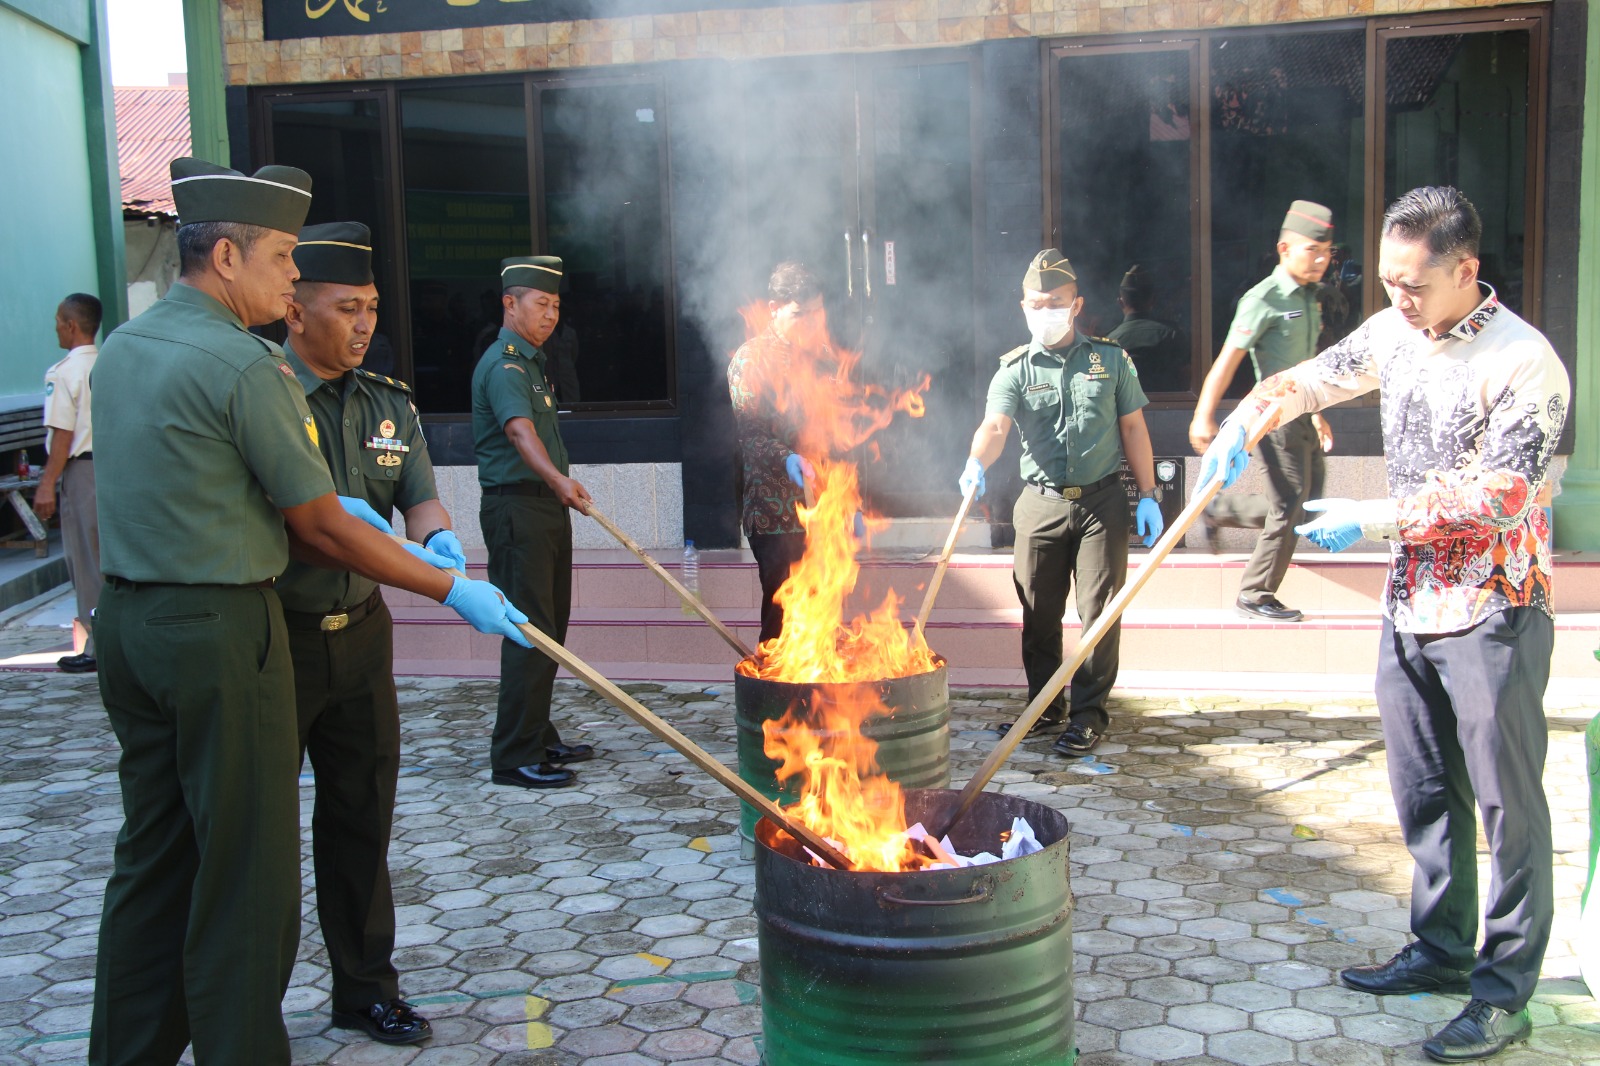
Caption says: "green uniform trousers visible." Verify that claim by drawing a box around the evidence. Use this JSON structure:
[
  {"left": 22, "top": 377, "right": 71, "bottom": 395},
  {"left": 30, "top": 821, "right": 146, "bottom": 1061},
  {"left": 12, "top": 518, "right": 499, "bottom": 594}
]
[
  {"left": 91, "top": 582, "right": 300, "bottom": 1066},
  {"left": 481, "top": 493, "right": 571, "bottom": 769},
  {"left": 1205, "top": 414, "right": 1325, "bottom": 604},
  {"left": 288, "top": 595, "right": 401, "bottom": 1014},
  {"left": 1011, "top": 479, "right": 1130, "bottom": 731}
]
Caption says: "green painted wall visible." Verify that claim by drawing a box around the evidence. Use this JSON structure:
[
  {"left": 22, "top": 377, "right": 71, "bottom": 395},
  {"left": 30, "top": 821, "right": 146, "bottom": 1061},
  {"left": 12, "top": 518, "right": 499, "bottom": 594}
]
[{"left": 0, "top": 6, "right": 102, "bottom": 400}]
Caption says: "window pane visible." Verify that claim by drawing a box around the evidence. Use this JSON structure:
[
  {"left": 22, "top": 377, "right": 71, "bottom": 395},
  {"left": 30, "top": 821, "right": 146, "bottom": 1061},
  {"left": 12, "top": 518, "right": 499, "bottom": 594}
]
[
  {"left": 1057, "top": 48, "right": 1195, "bottom": 394},
  {"left": 1210, "top": 29, "right": 1366, "bottom": 393},
  {"left": 400, "top": 83, "right": 530, "bottom": 415},
  {"left": 541, "top": 82, "right": 672, "bottom": 407},
  {"left": 1385, "top": 30, "right": 1531, "bottom": 314},
  {"left": 267, "top": 97, "right": 402, "bottom": 378}
]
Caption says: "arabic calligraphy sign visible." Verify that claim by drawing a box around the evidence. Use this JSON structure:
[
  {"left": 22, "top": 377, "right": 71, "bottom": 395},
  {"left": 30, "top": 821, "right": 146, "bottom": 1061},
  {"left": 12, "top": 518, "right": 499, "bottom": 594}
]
[{"left": 263, "top": 0, "right": 833, "bottom": 40}]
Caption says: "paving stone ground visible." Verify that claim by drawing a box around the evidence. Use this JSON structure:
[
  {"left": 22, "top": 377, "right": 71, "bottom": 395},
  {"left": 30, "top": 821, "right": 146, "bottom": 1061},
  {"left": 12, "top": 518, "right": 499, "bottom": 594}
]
[{"left": 0, "top": 652, "right": 1596, "bottom": 1065}]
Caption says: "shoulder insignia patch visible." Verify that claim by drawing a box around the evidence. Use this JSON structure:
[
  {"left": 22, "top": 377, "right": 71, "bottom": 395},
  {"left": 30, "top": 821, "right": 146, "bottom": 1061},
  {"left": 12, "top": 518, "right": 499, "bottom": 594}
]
[
  {"left": 999, "top": 344, "right": 1029, "bottom": 366},
  {"left": 503, "top": 344, "right": 518, "bottom": 356},
  {"left": 276, "top": 362, "right": 296, "bottom": 378},
  {"left": 355, "top": 368, "right": 412, "bottom": 393},
  {"left": 303, "top": 415, "right": 319, "bottom": 448}
]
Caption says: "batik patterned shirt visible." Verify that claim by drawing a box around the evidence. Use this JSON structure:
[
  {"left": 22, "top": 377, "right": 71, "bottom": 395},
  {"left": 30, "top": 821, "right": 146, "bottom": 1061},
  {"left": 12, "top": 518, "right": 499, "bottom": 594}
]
[
  {"left": 728, "top": 330, "right": 809, "bottom": 537},
  {"left": 1234, "top": 285, "right": 1569, "bottom": 633}
]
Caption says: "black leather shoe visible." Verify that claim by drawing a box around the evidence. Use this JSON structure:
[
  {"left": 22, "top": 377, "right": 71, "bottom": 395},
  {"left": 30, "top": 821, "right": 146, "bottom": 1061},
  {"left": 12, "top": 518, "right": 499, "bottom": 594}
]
[
  {"left": 57, "top": 653, "right": 96, "bottom": 673},
  {"left": 1053, "top": 722, "right": 1103, "bottom": 754},
  {"left": 1236, "top": 596, "right": 1303, "bottom": 622},
  {"left": 332, "top": 998, "right": 432, "bottom": 1045},
  {"left": 1423, "top": 999, "right": 1531, "bottom": 1062},
  {"left": 545, "top": 742, "right": 594, "bottom": 764},
  {"left": 1340, "top": 942, "right": 1472, "bottom": 996},
  {"left": 490, "top": 763, "right": 576, "bottom": 789},
  {"left": 997, "top": 714, "right": 1064, "bottom": 739}
]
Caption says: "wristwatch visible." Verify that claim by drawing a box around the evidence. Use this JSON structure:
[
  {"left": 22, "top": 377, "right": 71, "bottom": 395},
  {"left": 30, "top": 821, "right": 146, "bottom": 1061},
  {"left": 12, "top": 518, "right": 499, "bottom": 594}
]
[{"left": 1137, "top": 489, "right": 1157, "bottom": 500}]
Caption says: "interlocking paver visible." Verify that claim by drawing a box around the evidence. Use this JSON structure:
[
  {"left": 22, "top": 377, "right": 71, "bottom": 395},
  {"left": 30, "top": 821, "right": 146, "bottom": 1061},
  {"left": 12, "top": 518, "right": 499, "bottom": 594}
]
[{"left": 0, "top": 656, "right": 1594, "bottom": 1064}]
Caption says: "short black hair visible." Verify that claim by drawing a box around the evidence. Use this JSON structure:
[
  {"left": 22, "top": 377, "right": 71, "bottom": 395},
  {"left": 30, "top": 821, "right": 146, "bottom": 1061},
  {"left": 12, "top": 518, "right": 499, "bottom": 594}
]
[
  {"left": 1382, "top": 186, "right": 1482, "bottom": 265},
  {"left": 177, "top": 221, "right": 268, "bottom": 276},
  {"left": 59, "top": 293, "right": 102, "bottom": 335},
  {"left": 768, "top": 261, "right": 823, "bottom": 305}
]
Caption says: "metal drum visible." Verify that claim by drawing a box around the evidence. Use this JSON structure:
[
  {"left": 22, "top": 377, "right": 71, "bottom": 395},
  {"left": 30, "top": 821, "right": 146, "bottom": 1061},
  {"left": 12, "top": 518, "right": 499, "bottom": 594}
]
[
  {"left": 755, "top": 788, "right": 1075, "bottom": 1065},
  {"left": 734, "top": 662, "right": 950, "bottom": 847}
]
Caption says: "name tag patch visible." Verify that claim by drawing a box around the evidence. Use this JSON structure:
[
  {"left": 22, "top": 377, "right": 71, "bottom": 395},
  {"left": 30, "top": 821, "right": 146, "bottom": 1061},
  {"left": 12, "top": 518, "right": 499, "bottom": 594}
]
[
  {"left": 1025, "top": 383, "right": 1054, "bottom": 393},
  {"left": 1284, "top": 310, "right": 1304, "bottom": 319}
]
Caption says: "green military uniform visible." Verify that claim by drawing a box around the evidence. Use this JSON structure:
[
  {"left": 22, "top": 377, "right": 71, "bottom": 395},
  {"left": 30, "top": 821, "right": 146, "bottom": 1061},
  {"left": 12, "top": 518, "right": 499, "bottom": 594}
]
[
  {"left": 277, "top": 281, "right": 440, "bottom": 1018},
  {"left": 1107, "top": 265, "right": 1189, "bottom": 393},
  {"left": 89, "top": 152, "right": 323, "bottom": 1066},
  {"left": 472, "top": 262, "right": 572, "bottom": 772},
  {"left": 989, "top": 253, "right": 1149, "bottom": 730},
  {"left": 1206, "top": 200, "right": 1332, "bottom": 607}
]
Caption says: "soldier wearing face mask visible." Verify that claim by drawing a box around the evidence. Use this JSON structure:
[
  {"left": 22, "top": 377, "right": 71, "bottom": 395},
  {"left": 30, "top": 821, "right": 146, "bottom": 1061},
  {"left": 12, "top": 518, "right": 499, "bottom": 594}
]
[{"left": 958, "top": 250, "right": 1162, "bottom": 756}]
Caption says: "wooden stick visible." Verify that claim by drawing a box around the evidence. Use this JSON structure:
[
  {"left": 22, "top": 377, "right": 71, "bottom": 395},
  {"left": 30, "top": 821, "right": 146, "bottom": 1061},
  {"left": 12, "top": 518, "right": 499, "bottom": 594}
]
[
  {"left": 930, "top": 405, "right": 1282, "bottom": 839},
  {"left": 581, "top": 503, "right": 753, "bottom": 661},
  {"left": 913, "top": 485, "right": 976, "bottom": 646},
  {"left": 392, "top": 536, "right": 853, "bottom": 870}
]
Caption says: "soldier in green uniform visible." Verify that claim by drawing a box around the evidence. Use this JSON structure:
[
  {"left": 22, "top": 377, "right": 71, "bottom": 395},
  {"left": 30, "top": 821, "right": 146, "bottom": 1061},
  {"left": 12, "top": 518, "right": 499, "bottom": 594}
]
[
  {"left": 278, "top": 222, "right": 456, "bottom": 1045},
  {"left": 473, "top": 256, "right": 595, "bottom": 789},
  {"left": 1106, "top": 264, "right": 1189, "bottom": 394},
  {"left": 1189, "top": 201, "right": 1337, "bottom": 621},
  {"left": 958, "top": 250, "right": 1164, "bottom": 756},
  {"left": 89, "top": 160, "right": 530, "bottom": 1066}
]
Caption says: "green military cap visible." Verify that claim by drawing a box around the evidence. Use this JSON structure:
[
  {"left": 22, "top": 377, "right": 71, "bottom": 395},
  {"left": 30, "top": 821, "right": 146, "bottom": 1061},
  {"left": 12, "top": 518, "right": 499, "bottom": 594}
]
[
  {"left": 1119, "top": 263, "right": 1151, "bottom": 296},
  {"left": 294, "top": 221, "right": 374, "bottom": 285},
  {"left": 1282, "top": 200, "right": 1334, "bottom": 242},
  {"left": 501, "top": 256, "right": 563, "bottom": 294},
  {"left": 1024, "top": 248, "right": 1077, "bottom": 292},
  {"left": 169, "top": 157, "right": 312, "bottom": 233}
]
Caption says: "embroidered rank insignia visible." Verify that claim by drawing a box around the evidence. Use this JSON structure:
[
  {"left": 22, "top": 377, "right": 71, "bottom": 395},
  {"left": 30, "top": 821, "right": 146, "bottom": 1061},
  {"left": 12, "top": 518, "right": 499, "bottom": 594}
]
[
  {"left": 503, "top": 363, "right": 525, "bottom": 374},
  {"left": 504, "top": 344, "right": 517, "bottom": 356},
  {"left": 303, "top": 416, "right": 319, "bottom": 447},
  {"left": 376, "top": 453, "right": 402, "bottom": 467},
  {"left": 364, "top": 437, "right": 411, "bottom": 453},
  {"left": 379, "top": 419, "right": 396, "bottom": 438},
  {"left": 278, "top": 363, "right": 296, "bottom": 378}
]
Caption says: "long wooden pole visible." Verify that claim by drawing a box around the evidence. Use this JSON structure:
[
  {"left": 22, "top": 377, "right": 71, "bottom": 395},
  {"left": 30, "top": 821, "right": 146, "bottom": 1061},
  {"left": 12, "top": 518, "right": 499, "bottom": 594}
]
[
  {"left": 394, "top": 537, "right": 853, "bottom": 870},
  {"left": 581, "top": 503, "right": 753, "bottom": 661},
  {"left": 913, "top": 485, "right": 976, "bottom": 646},
  {"left": 929, "top": 406, "right": 1282, "bottom": 839}
]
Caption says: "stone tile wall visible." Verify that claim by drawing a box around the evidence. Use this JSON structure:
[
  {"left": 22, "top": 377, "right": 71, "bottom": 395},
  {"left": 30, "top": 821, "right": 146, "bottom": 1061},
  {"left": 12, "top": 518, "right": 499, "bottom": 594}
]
[
  {"left": 430, "top": 462, "right": 685, "bottom": 550},
  {"left": 223, "top": 0, "right": 1539, "bottom": 86}
]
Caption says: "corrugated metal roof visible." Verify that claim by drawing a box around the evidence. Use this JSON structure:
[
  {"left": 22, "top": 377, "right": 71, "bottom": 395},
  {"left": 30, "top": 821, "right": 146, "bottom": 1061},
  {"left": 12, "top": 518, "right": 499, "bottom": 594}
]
[{"left": 116, "top": 86, "right": 190, "bottom": 219}]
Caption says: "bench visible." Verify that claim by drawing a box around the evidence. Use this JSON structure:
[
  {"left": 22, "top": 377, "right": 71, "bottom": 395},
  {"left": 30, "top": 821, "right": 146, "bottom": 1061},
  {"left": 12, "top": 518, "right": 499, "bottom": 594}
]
[{"left": 0, "top": 404, "right": 48, "bottom": 557}]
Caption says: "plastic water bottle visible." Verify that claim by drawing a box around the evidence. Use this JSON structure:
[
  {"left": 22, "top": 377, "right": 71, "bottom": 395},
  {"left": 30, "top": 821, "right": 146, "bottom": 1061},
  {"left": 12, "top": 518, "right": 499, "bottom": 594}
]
[{"left": 680, "top": 539, "right": 700, "bottom": 616}]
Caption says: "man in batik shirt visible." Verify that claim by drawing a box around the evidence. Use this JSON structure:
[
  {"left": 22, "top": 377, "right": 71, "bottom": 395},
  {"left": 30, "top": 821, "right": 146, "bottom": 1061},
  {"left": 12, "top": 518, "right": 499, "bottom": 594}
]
[{"left": 1201, "top": 186, "right": 1568, "bottom": 1064}]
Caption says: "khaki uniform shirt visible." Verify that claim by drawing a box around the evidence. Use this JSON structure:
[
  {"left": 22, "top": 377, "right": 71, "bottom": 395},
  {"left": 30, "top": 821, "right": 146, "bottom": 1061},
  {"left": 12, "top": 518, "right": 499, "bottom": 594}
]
[
  {"left": 92, "top": 283, "right": 334, "bottom": 584},
  {"left": 43, "top": 344, "right": 97, "bottom": 456},
  {"left": 275, "top": 344, "right": 439, "bottom": 613},
  {"left": 985, "top": 334, "right": 1148, "bottom": 488},
  {"left": 1225, "top": 265, "right": 1322, "bottom": 381},
  {"left": 471, "top": 327, "right": 569, "bottom": 489}
]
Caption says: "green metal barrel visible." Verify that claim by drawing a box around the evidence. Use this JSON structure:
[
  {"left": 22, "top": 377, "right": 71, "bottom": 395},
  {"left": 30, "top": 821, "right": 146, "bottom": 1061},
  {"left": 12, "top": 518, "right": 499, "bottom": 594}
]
[
  {"left": 734, "top": 662, "right": 950, "bottom": 847},
  {"left": 754, "top": 788, "right": 1076, "bottom": 1065}
]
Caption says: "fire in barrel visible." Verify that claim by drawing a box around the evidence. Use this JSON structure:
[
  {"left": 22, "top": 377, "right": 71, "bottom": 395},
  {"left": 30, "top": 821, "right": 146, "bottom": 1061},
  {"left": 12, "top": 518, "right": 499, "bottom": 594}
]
[{"left": 731, "top": 303, "right": 1075, "bottom": 1062}]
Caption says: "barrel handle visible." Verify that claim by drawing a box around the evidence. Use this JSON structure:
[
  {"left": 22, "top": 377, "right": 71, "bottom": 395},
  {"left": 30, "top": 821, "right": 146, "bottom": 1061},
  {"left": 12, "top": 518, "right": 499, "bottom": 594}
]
[{"left": 876, "top": 878, "right": 992, "bottom": 908}]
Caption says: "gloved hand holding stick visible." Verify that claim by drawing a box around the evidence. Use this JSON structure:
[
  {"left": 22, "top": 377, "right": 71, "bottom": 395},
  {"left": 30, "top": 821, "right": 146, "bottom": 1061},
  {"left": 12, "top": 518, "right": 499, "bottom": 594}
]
[
  {"left": 389, "top": 534, "right": 851, "bottom": 870},
  {"left": 928, "top": 403, "right": 1281, "bottom": 840}
]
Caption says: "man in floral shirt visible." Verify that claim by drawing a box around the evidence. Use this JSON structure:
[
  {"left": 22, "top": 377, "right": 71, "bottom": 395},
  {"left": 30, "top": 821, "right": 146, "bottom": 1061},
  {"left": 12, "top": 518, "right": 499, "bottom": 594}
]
[{"left": 1201, "top": 186, "right": 1568, "bottom": 1063}]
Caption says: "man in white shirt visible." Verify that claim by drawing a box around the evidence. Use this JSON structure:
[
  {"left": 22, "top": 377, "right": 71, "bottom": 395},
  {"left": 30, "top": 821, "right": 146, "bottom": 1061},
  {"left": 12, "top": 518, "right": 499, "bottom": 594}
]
[{"left": 36, "top": 293, "right": 103, "bottom": 673}]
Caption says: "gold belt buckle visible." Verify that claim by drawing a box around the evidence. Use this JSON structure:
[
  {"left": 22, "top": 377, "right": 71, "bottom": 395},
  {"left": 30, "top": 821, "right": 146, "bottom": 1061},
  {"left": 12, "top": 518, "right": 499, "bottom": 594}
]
[
  {"left": 321, "top": 612, "right": 350, "bottom": 632},
  {"left": 1062, "top": 486, "right": 1082, "bottom": 500}
]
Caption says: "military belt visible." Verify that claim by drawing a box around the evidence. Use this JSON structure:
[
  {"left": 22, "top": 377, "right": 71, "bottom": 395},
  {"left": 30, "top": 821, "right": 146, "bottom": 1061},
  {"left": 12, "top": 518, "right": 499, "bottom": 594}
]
[
  {"left": 281, "top": 588, "right": 383, "bottom": 633},
  {"left": 482, "top": 481, "right": 555, "bottom": 498},
  {"left": 1028, "top": 472, "right": 1121, "bottom": 501},
  {"left": 105, "top": 575, "right": 274, "bottom": 591}
]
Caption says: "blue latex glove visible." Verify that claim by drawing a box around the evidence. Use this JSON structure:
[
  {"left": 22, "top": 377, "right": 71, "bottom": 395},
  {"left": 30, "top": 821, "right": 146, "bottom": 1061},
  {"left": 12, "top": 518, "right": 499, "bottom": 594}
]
[
  {"left": 1135, "top": 497, "right": 1164, "bottom": 548},
  {"left": 402, "top": 542, "right": 455, "bottom": 568},
  {"left": 784, "top": 453, "right": 815, "bottom": 489},
  {"left": 853, "top": 511, "right": 866, "bottom": 539},
  {"left": 1295, "top": 498, "right": 1363, "bottom": 553},
  {"left": 444, "top": 576, "right": 533, "bottom": 648},
  {"left": 338, "top": 495, "right": 391, "bottom": 532},
  {"left": 424, "top": 528, "right": 468, "bottom": 571},
  {"left": 1197, "top": 420, "right": 1250, "bottom": 491},
  {"left": 958, "top": 457, "right": 986, "bottom": 500}
]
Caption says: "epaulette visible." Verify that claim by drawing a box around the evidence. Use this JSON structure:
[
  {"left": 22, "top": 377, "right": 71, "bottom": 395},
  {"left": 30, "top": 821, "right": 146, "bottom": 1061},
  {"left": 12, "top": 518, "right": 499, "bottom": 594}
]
[
  {"left": 355, "top": 368, "right": 412, "bottom": 393},
  {"left": 1088, "top": 335, "right": 1117, "bottom": 347},
  {"left": 999, "top": 344, "right": 1029, "bottom": 366}
]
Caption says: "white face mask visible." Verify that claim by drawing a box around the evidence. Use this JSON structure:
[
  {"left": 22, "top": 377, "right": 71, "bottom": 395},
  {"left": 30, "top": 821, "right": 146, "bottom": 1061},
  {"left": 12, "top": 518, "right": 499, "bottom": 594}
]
[{"left": 1024, "top": 305, "right": 1075, "bottom": 348}]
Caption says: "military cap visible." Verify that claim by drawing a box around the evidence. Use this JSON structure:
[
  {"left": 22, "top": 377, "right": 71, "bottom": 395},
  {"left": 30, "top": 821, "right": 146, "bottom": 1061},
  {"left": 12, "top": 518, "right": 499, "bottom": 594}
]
[
  {"left": 1119, "top": 264, "right": 1152, "bottom": 296},
  {"left": 501, "top": 256, "right": 563, "bottom": 295},
  {"left": 169, "top": 157, "right": 312, "bottom": 233},
  {"left": 1024, "top": 249, "right": 1077, "bottom": 292},
  {"left": 1282, "top": 200, "right": 1334, "bottom": 242},
  {"left": 293, "top": 222, "right": 374, "bottom": 286}
]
